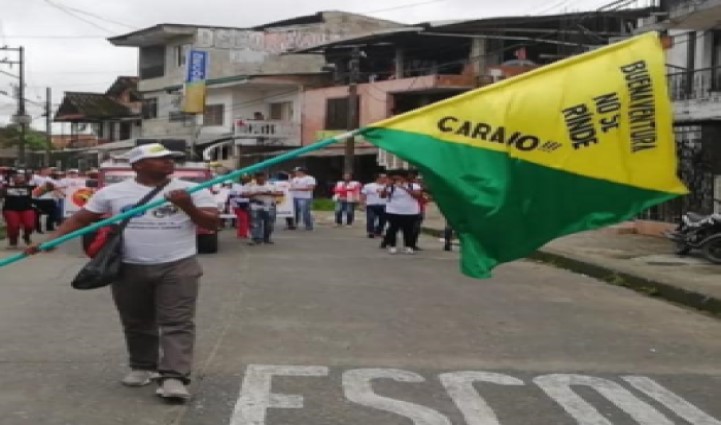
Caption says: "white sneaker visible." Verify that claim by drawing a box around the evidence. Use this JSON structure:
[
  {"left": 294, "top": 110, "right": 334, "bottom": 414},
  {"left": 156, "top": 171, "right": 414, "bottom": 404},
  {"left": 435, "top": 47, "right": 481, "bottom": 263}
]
[
  {"left": 121, "top": 370, "right": 159, "bottom": 387},
  {"left": 388, "top": 247, "right": 398, "bottom": 254},
  {"left": 156, "top": 378, "right": 191, "bottom": 401},
  {"left": 405, "top": 247, "right": 415, "bottom": 255}
]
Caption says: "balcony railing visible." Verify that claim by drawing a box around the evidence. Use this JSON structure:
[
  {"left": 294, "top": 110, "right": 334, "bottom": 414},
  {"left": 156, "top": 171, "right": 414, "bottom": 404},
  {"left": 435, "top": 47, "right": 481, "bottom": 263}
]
[
  {"left": 667, "top": 66, "right": 721, "bottom": 101},
  {"left": 233, "top": 119, "right": 301, "bottom": 147}
]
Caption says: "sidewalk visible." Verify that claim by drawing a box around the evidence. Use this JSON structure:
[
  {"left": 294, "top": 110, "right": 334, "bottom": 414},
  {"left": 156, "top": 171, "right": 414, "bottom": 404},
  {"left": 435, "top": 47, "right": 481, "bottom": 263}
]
[{"left": 422, "top": 204, "right": 721, "bottom": 316}]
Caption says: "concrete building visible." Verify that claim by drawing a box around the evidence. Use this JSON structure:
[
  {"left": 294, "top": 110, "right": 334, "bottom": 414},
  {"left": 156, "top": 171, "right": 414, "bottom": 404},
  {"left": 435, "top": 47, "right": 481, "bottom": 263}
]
[
  {"left": 54, "top": 76, "right": 142, "bottom": 148},
  {"left": 107, "top": 12, "right": 403, "bottom": 168},
  {"left": 296, "top": 9, "right": 654, "bottom": 183},
  {"left": 638, "top": 0, "right": 721, "bottom": 217}
]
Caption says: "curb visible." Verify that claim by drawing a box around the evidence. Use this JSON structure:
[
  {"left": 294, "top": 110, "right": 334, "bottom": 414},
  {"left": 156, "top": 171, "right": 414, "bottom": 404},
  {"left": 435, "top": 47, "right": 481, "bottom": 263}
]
[
  {"left": 422, "top": 226, "right": 721, "bottom": 317},
  {"left": 528, "top": 250, "right": 721, "bottom": 317}
]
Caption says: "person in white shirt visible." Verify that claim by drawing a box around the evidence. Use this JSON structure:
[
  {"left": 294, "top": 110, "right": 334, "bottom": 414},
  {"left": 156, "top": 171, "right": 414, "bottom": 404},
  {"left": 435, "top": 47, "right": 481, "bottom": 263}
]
[
  {"left": 30, "top": 167, "right": 60, "bottom": 233},
  {"left": 228, "top": 174, "right": 252, "bottom": 239},
  {"left": 245, "top": 172, "right": 283, "bottom": 245},
  {"left": 58, "top": 169, "right": 85, "bottom": 219},
  {"left": 333, "top": 173, "right": 362, "bottom": 227},
  {"left": 381, "top": 169, "right": 423, "bottom": 255},
  {"left": 26, "top": 143, "right": 219, "bottom": 402},
  {"left": 361, "top": 173, "right": 388, "bottom": 238},
  {"left": 290, "top": 166, "right": 316, "bottom": 231}
]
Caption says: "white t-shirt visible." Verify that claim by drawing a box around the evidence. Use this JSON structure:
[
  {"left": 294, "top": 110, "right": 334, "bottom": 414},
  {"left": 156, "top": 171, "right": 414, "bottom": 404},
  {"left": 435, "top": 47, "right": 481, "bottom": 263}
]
[
  {"left": 84, "top": 178, "right": 216, "bottom": 264},
  {"left": 30, "top": 175, "right": 60, "bottom": 200},
  {"left": 245, "top": 182, "right": 279, "bottom": 210},
  {"left": 362, "top": 182, "right": 386, "bottom": 206},
  {"left": 228, "top": 183, "right": 250, "bottom": 208},
  {"left": 290, "top": 175, "right": 316, "bottom": 199},
  {"left": 60, "top": 178, "right": 86, "bottom": 190},
  {"left": 58, "top": 178, "right": 86, "bottom": 199},
  {"left": 385, "top": 183, "right": 422, "bottom": 215}
]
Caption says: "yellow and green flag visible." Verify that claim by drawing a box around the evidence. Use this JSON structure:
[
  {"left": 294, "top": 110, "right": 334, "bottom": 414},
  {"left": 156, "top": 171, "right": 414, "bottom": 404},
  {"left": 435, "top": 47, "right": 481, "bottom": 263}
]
[{"left": 361, "top": 32, "right": 688, "bottom": 278}]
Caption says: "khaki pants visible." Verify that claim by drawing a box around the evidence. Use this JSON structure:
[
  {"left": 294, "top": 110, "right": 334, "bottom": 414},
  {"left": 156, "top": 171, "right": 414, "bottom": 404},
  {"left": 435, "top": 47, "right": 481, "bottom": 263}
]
[{"left": 112, "top": 256, "right": 202, "bottom": 384}]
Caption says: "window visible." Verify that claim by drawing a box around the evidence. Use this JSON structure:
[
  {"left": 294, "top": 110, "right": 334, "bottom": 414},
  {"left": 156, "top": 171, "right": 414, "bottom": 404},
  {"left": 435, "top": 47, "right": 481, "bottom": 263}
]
[
  {"left": 139, "top": 45, "right": 166, "bottom": 79},
  {"left": 142, "top": 98, "right": 158, "bottom": 119},
  {"left": 175, "top": 44, "right": 190, "bottom": 68},
  {"left": 169, "top": 111, "right": 195, "bottom": 124},
  {"left": 119, "top": 122, "right": 132, "bottom": 140},
  {"left": 204, "top": 104, "right": 225, "bottom": 126},
  {"left": 325, "top": 97, "right": 359, "bottom": 130},
  {"left": 269, "top": 101, "right": 293, "bottom": 121},
  {"left": 108, "top": 122, "right": 117, "bottom": 142}
]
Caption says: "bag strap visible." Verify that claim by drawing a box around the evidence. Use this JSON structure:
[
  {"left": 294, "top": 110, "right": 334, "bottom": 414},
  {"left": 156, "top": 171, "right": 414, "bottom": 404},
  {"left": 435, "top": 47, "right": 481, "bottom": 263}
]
[{"left": 117, "top": 179, "right": 172, "bottom": 232}]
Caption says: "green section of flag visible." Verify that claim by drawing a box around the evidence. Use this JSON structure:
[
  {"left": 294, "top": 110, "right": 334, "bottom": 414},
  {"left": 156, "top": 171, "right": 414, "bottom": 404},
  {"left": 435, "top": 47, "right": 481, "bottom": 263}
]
[{"left": 362, "top": 127, "right": 679, "bottom": 278}]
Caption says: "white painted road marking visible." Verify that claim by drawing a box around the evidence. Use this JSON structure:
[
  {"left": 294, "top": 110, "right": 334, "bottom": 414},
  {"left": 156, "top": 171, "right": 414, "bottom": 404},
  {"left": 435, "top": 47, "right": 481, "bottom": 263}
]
[
  {"left": 343, "top": 368, "right": 452, "bottom": 425},
  {"left": 439, "top": 371, "right": 524, "bottom": 425},
  {"left": 229, "top": 365, "right": 721, "bottom": 425},
  {"left": 229, "top": 365, "right": 329, "bottom": 425},
  {"left": 623, "top": 376, "right": 721, "bottom": 425},
  {"left": 534, "top": 374, "right": 674, "bottom": 425}
]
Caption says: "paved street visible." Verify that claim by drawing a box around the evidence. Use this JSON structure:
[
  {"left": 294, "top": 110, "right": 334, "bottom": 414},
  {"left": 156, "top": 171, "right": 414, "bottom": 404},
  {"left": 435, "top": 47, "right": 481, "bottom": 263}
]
[{"left": 1, "top": 224, "right": 720, "bottom": 425}]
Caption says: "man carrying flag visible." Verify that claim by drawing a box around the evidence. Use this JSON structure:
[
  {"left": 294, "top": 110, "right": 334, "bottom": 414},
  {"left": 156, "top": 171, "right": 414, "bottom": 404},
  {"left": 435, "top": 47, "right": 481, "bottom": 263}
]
[
  {"left": 1, "top": 32, "right": 687, "bottom": 283},
  {"left": 25, "top": 144, "right": 219, "bottom": 401}
]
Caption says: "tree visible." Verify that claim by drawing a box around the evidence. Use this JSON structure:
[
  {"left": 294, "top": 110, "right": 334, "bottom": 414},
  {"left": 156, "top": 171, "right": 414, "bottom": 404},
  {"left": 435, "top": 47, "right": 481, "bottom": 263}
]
[{"left": 0, "top": 124, "right": 52, "bottom": 151}]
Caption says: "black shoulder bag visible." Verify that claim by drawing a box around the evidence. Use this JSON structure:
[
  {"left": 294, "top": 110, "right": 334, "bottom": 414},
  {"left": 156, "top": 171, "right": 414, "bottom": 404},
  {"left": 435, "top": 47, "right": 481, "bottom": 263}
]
[{"left": 71, "top": 181, "right": 170, "bottom": 290}]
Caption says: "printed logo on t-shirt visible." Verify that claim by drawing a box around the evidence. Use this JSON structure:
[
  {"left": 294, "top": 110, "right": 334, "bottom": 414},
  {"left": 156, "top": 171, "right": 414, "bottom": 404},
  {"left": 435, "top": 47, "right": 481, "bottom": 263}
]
[
  {"left": 152, "top": 204, "right": 180, "bottom": 218},
  {"left": 120, "top": 204, "right": 146, "bottom": 218}
]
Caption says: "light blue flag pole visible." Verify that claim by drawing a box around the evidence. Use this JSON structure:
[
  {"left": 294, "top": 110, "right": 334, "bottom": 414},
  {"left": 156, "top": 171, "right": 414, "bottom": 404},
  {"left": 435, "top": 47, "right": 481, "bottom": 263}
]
[{"left": 0, "top": 131, "right": 358, "bottom": 269}]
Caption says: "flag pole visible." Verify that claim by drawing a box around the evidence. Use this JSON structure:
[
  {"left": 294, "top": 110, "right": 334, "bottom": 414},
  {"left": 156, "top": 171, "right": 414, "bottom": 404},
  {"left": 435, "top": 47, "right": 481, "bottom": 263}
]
[{"left": 0, "top": 131, "right": 359, "bottom": 269}]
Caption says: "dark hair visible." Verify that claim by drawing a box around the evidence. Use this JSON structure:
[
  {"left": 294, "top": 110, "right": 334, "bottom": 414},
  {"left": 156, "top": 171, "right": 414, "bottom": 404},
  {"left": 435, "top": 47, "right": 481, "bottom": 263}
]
[
  {"left": 254, "top": 171, "right": 267, "bottom": 178},
  {"left": 387, "top": 169, "right": 408, "bottom": 178}
]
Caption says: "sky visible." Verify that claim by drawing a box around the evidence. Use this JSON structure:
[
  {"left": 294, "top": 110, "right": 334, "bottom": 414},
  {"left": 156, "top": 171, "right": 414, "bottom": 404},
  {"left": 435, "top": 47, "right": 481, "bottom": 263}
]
[{"left": 0, "top": 0, "right": 623, "bottom": 130}]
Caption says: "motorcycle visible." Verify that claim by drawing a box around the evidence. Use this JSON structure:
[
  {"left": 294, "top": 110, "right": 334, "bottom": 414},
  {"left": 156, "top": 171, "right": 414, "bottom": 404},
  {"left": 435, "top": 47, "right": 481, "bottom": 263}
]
[{"left": 665, "top": 199, "right": 721, "bottom": 264}]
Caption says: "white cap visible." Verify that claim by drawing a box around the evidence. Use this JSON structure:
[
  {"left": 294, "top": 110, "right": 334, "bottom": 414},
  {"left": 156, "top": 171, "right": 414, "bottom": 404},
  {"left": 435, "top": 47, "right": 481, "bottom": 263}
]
[{"left": 127, "top": 143, "right": 181, "bottom": 164}]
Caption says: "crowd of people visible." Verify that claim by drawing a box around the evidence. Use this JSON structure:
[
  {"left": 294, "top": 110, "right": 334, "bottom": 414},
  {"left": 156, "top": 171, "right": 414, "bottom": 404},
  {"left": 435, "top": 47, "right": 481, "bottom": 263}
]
[
  {"left": 0, "top": 167, "right": 96, "bottom": 249},
  {"left": 219, "top": 166, "right": 453, "bottom": 254},
  {"left": 4, "top": 148, "right": 453, "bottom": 403}
]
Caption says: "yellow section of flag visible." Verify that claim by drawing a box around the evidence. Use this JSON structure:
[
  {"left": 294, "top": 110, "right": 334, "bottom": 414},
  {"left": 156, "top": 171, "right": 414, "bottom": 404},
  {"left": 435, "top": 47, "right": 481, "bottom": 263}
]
[{"left": 371, "top": 32, "right": 688, "bottom": 195}]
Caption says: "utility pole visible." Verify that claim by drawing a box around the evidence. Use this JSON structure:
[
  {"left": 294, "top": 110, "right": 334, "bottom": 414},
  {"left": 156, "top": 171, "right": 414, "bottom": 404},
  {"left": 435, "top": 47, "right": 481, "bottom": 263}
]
[
  {"left": 45, "top": 87, "right": 52, "bottom": 166},
  {"left": 0, "top": 46, "right": 29, "bottom": 168},
  {"left": 18, "top": 47, "right": 26, "bottom": 168},
  {"left": 344, "top": 46, "right": 361, "bottom": 175}
]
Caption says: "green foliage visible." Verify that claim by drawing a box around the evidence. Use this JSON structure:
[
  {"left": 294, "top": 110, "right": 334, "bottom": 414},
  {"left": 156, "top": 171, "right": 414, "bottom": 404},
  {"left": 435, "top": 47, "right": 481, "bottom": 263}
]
[
  {"left": 312, "top": 198, "right": 336, "bottom": 211},
  {"left": 0, "top": 125, "right": 52, "bottom": 151}
]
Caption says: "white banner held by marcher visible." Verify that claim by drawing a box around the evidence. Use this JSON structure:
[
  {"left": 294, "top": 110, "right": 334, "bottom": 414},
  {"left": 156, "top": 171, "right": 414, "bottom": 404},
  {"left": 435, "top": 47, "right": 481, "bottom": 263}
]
[
  {"left": 63, "top": 179, "right": 95, "bottom": 218},
  {"left": 274, "top": 181, "right": 294, "bottom": 218}
]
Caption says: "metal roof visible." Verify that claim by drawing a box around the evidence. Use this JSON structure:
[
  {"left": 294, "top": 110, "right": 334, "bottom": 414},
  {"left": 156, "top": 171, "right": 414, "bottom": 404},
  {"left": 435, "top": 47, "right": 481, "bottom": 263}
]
[{"left": 54, "top": 93, "right": 137, "bottom": 122}]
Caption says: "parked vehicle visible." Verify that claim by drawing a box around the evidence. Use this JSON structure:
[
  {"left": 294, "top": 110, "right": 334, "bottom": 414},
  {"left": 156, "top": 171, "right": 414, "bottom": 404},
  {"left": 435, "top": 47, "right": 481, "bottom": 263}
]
[{"left": 665, "top": 199, "right": 721, "bottom": 264}]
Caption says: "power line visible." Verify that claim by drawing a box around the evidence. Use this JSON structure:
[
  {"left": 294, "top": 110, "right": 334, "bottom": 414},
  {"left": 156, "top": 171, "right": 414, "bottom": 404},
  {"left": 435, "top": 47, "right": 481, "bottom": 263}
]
[
  {"left": 41, "top": 0, "right": 113, "bottom": 34},
  {"left": 48, "top": 1, "right": 137, "bottom": 30},
  {"left": 363, "top": 0, "right": 446, "bottom": 14},
  {"left": 532, "top": 0, "right": 576, "bottom": 16}
]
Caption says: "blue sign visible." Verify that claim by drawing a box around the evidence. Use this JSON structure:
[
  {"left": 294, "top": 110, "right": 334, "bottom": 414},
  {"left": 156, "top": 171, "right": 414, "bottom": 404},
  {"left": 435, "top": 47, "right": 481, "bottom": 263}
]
[{"left": 185, "top": 50, "right": 209, "bottom": 84}]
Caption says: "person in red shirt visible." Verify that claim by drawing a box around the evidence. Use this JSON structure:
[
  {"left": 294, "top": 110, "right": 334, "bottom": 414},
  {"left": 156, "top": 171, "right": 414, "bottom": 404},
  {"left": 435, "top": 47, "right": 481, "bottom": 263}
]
[
  {"left": 333, "top": 173, "right": 362, "bottom": 227},
  {"left": 1, "top": 173, "right": 37, "bottom": 249}
]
